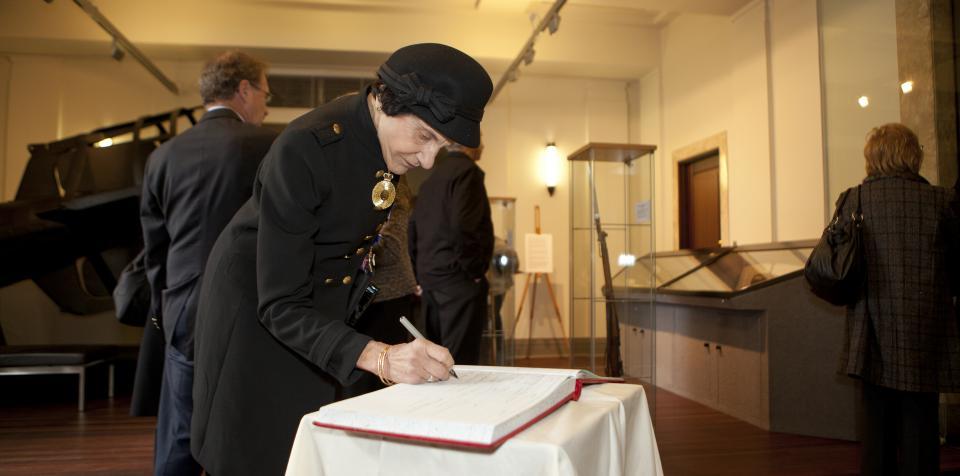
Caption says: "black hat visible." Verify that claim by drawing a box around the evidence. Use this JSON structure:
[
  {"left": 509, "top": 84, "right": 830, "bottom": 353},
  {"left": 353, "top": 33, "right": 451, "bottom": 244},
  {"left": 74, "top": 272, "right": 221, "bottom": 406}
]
[{"left": 377, "top": 43, "right": 492, "bottom": 148}]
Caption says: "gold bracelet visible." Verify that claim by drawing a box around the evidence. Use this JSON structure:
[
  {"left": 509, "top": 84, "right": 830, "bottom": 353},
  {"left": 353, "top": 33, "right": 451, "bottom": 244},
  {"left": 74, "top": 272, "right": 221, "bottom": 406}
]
[{"left": 377, "top": 345, "right": 395, "bottom": 386}]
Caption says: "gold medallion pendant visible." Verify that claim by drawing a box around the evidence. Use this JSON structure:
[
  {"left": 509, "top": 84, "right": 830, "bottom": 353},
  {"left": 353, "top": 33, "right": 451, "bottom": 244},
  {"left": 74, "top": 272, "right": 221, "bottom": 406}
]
[{"left": 371, "top": 172, "right": 396, "bottom": 210}]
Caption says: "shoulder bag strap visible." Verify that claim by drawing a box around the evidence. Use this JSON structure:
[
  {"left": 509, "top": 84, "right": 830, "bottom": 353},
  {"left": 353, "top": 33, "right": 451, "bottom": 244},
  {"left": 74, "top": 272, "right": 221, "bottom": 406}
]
[{"left": 831, "top": 188, "right": 852, "bottom": 225}]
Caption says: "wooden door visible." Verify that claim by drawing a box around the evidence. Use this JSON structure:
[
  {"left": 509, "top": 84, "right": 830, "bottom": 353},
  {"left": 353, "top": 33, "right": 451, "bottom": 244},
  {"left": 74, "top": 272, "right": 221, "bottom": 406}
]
[{"left": 679, "top": 154, "right": 720, "bottom": 249}]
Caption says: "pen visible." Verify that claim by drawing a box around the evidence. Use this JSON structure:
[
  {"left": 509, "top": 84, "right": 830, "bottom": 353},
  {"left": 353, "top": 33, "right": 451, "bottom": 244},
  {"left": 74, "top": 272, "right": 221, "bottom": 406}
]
[{"left": 398, "top": 315, "right": 459, "bottom": 379}]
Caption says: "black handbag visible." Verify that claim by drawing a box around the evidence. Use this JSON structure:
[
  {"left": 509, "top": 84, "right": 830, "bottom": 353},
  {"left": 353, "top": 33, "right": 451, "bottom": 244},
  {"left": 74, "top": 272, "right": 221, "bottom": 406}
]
[
  {"left": 113, "top": 250, "right": 152, "bottom": 327},
  {"left": 804, "top": 185, "right": 864, "bottom": 306}
]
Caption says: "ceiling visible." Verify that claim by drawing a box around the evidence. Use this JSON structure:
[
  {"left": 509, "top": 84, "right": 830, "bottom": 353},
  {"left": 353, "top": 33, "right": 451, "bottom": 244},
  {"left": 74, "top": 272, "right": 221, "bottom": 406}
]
[{"left": 0, "top": 0, "right": 755, "bottom": 82}]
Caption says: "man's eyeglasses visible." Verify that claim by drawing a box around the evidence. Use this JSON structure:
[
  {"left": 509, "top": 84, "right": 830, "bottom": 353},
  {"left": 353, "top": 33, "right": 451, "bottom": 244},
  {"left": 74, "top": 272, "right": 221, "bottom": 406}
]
[{"left": 250, "top": 82, "right": 274, "bottom": 104}]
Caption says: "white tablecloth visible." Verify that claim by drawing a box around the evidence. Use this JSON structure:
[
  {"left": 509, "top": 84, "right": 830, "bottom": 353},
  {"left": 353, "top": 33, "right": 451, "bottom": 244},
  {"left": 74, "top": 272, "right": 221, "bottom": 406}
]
[{"left": 286, "top": 383, "right": 663, "bottom": 476}]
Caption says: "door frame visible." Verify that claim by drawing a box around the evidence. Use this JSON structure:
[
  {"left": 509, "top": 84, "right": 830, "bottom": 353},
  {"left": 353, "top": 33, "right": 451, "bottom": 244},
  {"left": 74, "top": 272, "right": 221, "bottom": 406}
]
[{"left": 673, "top": 131, "right": 729, "bottom": 249}]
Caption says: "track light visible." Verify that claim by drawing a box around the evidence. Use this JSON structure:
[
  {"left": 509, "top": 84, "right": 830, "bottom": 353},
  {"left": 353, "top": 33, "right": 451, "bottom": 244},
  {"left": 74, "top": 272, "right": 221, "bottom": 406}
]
[
  {"left": 111, "top": 40, "right": 125, "bottom": 61},
  {"left": 547, "top": 14, "right": 560, "bottom": 34},
  {"left": 523, "top": 48, "right": 535, "bottom": 66}
]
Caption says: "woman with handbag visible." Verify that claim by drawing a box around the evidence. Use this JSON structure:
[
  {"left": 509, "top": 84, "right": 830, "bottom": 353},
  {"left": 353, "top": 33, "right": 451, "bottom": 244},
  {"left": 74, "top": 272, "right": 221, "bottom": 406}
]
[{"left": 834, "top": 123, "right": 960, "bottom": 475}]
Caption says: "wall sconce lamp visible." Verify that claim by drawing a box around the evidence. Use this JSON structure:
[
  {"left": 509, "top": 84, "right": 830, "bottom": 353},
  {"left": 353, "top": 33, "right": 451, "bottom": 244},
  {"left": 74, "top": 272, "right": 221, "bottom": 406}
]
[{"left": 541, "top": 142, "right": 561, "bottom": 196}]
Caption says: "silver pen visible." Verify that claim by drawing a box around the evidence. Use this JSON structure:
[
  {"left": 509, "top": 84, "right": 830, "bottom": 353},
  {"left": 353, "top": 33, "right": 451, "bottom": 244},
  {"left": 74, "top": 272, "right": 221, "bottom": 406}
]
[{"left": 398, "top": 315, "right": 459, "bottom": 379}]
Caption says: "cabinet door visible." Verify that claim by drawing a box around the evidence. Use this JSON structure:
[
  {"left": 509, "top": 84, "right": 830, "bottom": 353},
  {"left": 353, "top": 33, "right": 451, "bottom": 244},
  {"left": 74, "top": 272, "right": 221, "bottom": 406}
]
[
  {"left": 621, "top": 324, "right": 654, "bottom": 381},
  {"left": 671, "top": 334, "right": 714, "bottom": 405},
  {"left": 655, "top": 330, "right": 673, "bottom": 388},
  {"left": 716, "top": 344, "right": 766, "bottom": 427},
  {"left": 635, "top": 327, "right": 654, "bottom": 382}
]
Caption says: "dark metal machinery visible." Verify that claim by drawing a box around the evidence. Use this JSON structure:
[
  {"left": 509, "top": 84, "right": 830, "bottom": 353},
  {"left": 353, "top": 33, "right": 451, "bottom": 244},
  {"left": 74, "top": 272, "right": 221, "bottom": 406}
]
[{"left": 0, "top": 107, "right": 200, "bottom": 315}]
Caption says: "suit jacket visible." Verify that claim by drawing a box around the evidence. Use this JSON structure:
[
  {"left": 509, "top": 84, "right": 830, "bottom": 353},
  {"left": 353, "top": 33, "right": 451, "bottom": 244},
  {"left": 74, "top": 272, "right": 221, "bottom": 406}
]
[
  {"left": 192, "top": 92, "right": 394, "bottom": 476},
  {"left": 140, "top": 108, "right": 276, "bottom": 358},
  {"left": 408, "top": 150, "right": 493, "bottom": 289},
  {"left": 838, "top": 172, "right": 960, "bottom": 392}
]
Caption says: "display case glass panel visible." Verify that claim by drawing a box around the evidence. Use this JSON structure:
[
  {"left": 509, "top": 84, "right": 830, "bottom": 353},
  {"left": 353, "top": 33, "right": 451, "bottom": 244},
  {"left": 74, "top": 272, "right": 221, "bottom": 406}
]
[
  {"left": 660, "top": 243, "right": 815, "bottom": 295},
  {"left": 568, "top": 143, "right": 657, "bottom": 384},
  {"left": 483, "top": 197, "right": 517, "bottom": 366}
]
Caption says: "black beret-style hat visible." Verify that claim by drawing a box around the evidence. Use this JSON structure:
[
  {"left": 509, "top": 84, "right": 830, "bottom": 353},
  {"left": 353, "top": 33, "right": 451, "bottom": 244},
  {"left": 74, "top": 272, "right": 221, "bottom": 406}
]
[{"left": 377, "top": 43, "right": 493, "bottom": 148}]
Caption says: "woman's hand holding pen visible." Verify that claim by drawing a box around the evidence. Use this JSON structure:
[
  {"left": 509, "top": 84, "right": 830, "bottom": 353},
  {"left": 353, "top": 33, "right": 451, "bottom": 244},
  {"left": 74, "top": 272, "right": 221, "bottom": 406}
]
[
  {"left": 384, "top": 339, "right": 455, "bottom": 384},
  {"left": 357, "top": 339, "right": 454, "bottom": 385}
]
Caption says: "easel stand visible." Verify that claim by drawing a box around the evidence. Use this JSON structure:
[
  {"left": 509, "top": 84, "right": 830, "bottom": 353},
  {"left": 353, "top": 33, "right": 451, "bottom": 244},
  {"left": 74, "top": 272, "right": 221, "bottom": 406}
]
[{"left": 512, "top": 206, "right": 570, "bottom": 359}]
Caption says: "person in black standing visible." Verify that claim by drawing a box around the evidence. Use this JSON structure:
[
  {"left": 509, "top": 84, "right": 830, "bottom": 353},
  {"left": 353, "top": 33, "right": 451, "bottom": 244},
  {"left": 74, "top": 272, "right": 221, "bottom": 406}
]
[
  {"left": 191, "top": 43, "right": 493, "bottom": 476},
  {"left": 140, "top": 50, "right": 276, "bottom": 475},
  {"left": 409, "top": 140, "right": 494, "bottom": 365}
]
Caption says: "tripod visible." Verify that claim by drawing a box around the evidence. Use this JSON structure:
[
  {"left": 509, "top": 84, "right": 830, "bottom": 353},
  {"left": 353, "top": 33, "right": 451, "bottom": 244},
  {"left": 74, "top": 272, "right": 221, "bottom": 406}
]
[{"left": 511, "top": 206, "right": 570, "bottom": 359}]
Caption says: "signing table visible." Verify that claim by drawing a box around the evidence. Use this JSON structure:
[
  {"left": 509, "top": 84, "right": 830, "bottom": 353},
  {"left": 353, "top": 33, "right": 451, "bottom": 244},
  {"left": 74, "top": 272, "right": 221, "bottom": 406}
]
[{"left": 285, "top": 383, "right": 663, "bottom": 476}]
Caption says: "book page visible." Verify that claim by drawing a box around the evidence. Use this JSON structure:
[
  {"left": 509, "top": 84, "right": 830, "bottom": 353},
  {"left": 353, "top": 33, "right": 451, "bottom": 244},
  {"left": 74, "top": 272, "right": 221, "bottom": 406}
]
[
  {"left": 455, "top": 365, "right": 618, "bottom": 382},
  {"left": 314, "top": 367, "right": 577, "bottom": 445}
]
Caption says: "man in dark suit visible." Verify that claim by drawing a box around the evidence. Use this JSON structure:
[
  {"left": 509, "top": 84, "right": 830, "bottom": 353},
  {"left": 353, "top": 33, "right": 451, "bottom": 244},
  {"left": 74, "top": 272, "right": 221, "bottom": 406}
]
[
  {"left": 409, "top": 141, "right": 494, "bottom": 365},
  {"left": 140, "top": 50, "right": 276, "bottom": 476}
]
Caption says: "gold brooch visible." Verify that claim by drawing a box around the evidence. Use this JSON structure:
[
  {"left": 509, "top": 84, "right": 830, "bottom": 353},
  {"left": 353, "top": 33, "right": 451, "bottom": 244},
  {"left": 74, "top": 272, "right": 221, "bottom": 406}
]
[{"left": 371, "top": 171, "right": 396, "bottom": 210}]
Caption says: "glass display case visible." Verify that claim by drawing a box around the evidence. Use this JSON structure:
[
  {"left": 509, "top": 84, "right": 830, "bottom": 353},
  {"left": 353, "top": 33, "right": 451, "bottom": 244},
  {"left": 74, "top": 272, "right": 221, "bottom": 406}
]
[
  {"left": 568, "top": 143, "right": 657, "bottom": 379},
  {"left": 606, "top": 239, "right": 840, "bottom": 439},
  {"left": 482, "top": 197, "right": 517, "bottom": 366},
  {"left": 615, "top": 240, "right": 816, "bottom": 298}
]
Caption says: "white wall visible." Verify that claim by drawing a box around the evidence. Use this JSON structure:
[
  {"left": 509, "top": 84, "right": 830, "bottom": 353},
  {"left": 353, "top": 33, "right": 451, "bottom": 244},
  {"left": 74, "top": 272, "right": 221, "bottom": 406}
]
[
  {"left": 646, "top": 0, "right": 825, "bottom": 253},
  {"left": 485, "top": 76, "right": 635, "bottom": 342},
  {"left": 768, "top": 0, "right": 826, "bottom": 240},
  {"left": 653, "top": 2, "right": 774, "bottom": 251},
  {"left": 820, "top": 0, "right": 900, "bottom": 210}
]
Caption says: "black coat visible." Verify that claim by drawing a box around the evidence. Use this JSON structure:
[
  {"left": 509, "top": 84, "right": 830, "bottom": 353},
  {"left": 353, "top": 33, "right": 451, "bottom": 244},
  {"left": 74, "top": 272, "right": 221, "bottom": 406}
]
[
  {"left": 408, "top": 150, "right": 493, "bottom": 289},
  {"left": 140, "top": 108, "right": 276, "bottom": 358},
  {"left": 191, "top": 93, "right": 394, "bottom": 476},
  {"left": 839, "top": 173, "right": 960, "bottom": 392}
]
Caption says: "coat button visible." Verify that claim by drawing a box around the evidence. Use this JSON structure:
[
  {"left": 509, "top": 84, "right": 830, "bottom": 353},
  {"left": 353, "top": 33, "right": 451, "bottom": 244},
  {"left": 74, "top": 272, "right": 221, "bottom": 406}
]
[
  {"left": 364, "top": 235, "right": 373, "bottom": 241},
  {"left": 342, "top": 276, "right": 353, "bottom": 285},
  {"left": 332, "top": 123, "right": 341, "bottom": 135},
  {"left": 324, "top": 278, "right": 334, "bottom": 285},
  {"left": 356, "top": 247, "right": 365, "bottom": 255}
]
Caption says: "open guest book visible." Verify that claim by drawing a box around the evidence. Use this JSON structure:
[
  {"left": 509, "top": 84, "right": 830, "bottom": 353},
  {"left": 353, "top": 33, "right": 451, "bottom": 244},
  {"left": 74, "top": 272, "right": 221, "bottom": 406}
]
[{"left": 312, "top": 365, "right": 623, "bottom": 449}]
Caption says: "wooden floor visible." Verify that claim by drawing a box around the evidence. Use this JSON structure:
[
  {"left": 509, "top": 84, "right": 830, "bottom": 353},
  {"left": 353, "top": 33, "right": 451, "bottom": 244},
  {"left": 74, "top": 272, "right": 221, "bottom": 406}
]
[{"left": 3, "top": 360, "right": 960, "bottom": 475}]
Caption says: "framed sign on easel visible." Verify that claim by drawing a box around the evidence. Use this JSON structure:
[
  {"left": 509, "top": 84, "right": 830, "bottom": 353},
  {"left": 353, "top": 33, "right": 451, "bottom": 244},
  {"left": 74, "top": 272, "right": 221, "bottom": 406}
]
[{"left": 512, "top": 205, "right": 570, "bottom": 358}]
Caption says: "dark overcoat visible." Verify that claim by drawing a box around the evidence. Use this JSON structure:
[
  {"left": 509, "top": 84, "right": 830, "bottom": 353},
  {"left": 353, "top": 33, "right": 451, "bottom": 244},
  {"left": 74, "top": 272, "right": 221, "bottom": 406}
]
[
  {"left": 140, "top": 108, "right": 276, "bottom": 357},
  {"left": 191, "top": 93, "right": 393, "bottom": 475},
  {"left": 838, "top": 172, "right": 960, "bottom": 392},
  {"left": 408, "top": 150, "right": 493, "bottom": 289}
]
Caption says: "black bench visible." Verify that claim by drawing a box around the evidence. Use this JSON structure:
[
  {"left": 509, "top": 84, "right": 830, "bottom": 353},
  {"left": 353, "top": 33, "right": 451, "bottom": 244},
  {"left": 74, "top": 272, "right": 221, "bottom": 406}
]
[{"left": 0, "top": 345, "right": 120, "bottom": 411}]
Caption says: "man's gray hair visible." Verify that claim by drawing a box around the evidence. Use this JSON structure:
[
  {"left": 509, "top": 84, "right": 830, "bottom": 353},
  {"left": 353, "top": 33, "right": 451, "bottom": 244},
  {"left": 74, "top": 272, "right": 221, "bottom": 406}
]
[{"left": 198, "top": 50, "right": 267, "bottom": 104}]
